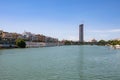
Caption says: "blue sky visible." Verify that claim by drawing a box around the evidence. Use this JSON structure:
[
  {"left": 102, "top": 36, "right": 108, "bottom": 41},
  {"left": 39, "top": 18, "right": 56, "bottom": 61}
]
[{"left": 0, "top": 0, "right": 120, "bottom": 41}]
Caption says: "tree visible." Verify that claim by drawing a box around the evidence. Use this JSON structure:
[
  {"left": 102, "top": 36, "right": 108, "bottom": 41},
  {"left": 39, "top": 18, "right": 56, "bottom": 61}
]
[
  {"left": 98, "top": 40, "right": 106, "bottom": 45},
  {"left": 108, "top": 40, "right": 120, "bottom": 45},
  {"left": 16, "top": 39, "right": 26, "bottom": 48},
  {"left": 64, "top": 40, "right": 72, "bottom": 45}
]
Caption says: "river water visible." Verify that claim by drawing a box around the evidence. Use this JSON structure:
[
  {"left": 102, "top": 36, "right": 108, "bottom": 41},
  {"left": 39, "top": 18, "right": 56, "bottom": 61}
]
[{"left": 0, "top": 45, "right": 120, "bottom": 80}]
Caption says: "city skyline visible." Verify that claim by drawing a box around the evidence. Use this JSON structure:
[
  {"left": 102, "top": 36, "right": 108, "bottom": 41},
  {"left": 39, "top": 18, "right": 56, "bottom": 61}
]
[{"left": 0, "top": 0, "right": 120, "bottom": 41}]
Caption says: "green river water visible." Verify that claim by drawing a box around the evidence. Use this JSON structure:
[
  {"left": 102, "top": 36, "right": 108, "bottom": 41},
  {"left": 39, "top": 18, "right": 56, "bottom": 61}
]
[{"left": 0, "top": 45, "right": 120, "bottom": 80}]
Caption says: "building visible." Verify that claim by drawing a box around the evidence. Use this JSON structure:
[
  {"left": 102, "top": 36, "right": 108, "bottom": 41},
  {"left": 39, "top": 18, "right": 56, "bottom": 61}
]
[
  {"left": 0, "top": 32, "right": 18, "bottom": 45},
  {"left": 79, "top": 24, "right": 84, "bottom": 42},
  {"left": 91, "top": 39, "right": 97, "bottom": 43},
  {"left": 0, "top": 30, "right": 3, "bottom": 40},
  {"left": 11, "top": 33, "right": 19, "bottom": 39},
  {"left": 22, "top": 31, "right": 34, "bottom": 41},
  {"left": 45, "top": 36, "right": 58, "bottom": 43},
  {"left": 34, "top": 34, "right": 46, "bottom": 42},
  {"left": 2, "top": 32, "right": 13, "bottom": 39},
  {"left": 17, "top": 34, "right": 24, "bottom": 39}
]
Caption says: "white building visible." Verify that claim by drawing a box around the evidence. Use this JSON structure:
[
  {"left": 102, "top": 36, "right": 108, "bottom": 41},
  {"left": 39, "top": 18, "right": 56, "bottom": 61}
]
[{"left": 22, "top": 31, "right": 35, "bottom": 40}]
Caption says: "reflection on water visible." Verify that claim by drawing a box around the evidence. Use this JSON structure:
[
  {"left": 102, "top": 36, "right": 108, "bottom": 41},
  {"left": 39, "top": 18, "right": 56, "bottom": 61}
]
[
  {"left": 0, "top": 45, "right": 120, "bottom": 80},
  {"left": 79, "top": 45, "right": 84, "bottom": 80}
]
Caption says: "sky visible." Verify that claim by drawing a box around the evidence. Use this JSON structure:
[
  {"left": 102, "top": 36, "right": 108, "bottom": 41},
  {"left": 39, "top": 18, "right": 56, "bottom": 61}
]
[{"left": 0, "top": 0, "right": 120, "bottom": 41}]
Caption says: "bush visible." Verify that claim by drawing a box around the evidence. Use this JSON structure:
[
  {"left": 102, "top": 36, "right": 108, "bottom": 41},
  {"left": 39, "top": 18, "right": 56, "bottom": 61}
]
[
  {"left": 98, "top": 40, "right": 106, "bottom": 45},
  {"left": 108, "top": 40, "right": 120, "bottom": 45},
  {"left": 16, "top": 39, "right": 26, "bottom": 48},
  {"left": 64, "top": 40, "right": 72, "bottom": 45}
]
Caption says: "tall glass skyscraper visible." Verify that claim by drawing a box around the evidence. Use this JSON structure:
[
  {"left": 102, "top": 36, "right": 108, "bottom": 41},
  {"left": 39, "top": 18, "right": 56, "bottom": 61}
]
[{"left": 79, "top": 24, "right": 84, "bottom": 42}]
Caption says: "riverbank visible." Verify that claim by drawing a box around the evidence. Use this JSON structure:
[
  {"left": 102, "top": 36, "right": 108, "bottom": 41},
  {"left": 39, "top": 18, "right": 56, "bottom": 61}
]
[
  {"left": 26, "top": 41, "right": 64, "bottom": 48},
  {"left": 109, "top": 45, "right": 120, "bottom": 49},
  {"left": 0, "top": 42, "right": 64, "bottom": 49},
  {"left": 0, "top": 44, "right": 17, "bottom": 48}
]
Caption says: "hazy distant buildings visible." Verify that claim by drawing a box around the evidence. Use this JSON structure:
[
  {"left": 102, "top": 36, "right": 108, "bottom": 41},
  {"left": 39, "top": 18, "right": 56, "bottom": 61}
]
[
  {"left": 79, "top": 24, "right": 84, "bottom": 42},
  {"left": 91, "top": 39, "right": 97, "bottom": 43}
]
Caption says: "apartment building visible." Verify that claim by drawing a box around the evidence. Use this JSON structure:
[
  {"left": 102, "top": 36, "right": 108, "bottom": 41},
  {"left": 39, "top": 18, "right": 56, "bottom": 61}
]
[
  {"left": 45, "top": 37, "right": 58, "bottom": 43},
  {"left": 0, "top": 30, "right": 3, "bottom": 40},
  {"left": 34, "top": 34, "right": 45, "bottom": 42}
]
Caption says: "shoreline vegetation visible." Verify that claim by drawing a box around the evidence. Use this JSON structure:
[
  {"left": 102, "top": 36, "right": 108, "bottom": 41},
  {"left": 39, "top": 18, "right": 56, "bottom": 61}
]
[
  {"left": 63, "top": 40, "right": 120, "bottom": 49},
  {"left": 0, "top": 39, "right": 120, "bottom": 49}
]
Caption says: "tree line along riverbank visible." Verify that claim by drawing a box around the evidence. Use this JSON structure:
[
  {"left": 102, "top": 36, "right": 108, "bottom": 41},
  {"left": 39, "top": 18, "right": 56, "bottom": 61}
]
[
  {"left": 63, "top": 40, "right": 120, "bottom": 49},
  {"left": 1, "top": 39, "right": 120, "bottom": 49}
]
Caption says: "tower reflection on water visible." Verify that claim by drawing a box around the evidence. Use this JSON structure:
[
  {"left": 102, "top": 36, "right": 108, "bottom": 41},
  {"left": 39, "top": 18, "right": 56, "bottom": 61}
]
[{"left": 78, "top": 46, "right": 84, "bottom": 79}]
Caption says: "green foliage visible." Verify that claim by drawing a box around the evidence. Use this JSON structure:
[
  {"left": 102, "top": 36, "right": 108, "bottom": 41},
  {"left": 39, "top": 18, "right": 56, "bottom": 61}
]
[
  {"left": 108, "top": 40, "right": 120, "bottom": 45},
  {"left": 16, "top": 39, "right": 26, "bottom": 48},
  {"left": 64, "top": 40, "right": 72, "bottom": 45},
  {"left": 98, "top": 40, "right": 106, "bottom": 45}
]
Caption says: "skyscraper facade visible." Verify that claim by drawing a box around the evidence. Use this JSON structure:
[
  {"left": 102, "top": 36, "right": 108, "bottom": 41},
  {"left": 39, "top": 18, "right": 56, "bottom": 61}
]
[{"left": 79, "top": 24, "right": 84, "bottom": 42}]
